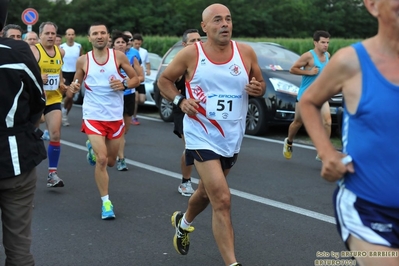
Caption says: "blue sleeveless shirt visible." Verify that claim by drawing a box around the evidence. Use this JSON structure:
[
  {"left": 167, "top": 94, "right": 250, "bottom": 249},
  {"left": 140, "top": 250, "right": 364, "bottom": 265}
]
[
  {"left": 297, "top": 50, "right": 329, "bottom": 100},
  {"left": 122, "top": 48, "right": 142, "bottom": 95},
  {"left": 341, "top": 42, "right": 399, "bottom": 208}
]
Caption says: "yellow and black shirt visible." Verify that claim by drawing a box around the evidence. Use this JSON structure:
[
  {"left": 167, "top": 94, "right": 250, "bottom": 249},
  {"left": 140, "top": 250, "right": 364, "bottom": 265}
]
[{"left": 35, "top": 43, "right": 63, "bottom": 105}]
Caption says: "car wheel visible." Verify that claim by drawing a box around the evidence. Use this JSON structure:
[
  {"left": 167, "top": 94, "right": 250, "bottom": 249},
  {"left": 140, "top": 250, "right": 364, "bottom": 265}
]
[
  {"left": 246, "top": 98, "right": 268, "bottom": 135},
  {"left": 159, "top": 96, "right": 174, "bottom": 122},
  {"left": 73, "top": 90, "right": 83, "bottom": 105}
]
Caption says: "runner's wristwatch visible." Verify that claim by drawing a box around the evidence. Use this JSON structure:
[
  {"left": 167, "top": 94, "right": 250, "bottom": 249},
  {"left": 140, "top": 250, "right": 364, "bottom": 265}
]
[
  {"left": 173, "top": 94, "right": 185, "bottom": 107},
  {"left": 123, "top": 79, "right": 128, "bottom": 90}
]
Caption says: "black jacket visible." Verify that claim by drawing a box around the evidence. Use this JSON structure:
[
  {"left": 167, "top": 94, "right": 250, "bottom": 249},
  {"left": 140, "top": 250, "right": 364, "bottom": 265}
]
[{"left": 0, "top": 37, "right": 46, "bottom": 179}]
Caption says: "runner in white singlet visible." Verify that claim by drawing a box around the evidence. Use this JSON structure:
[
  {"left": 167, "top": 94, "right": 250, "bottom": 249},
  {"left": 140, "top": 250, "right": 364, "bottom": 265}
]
[
  {"left": 60, "top": 28, "right": 83, "bottom": 126},
  {"left": 69, "top": 23, "right": 140, "bottom": 220},
  {"left": 157, "top": 4, "right": 266, "bottom": 266},
  {"left": 184, "top": 40, "right": 248, "bottom": 157}
]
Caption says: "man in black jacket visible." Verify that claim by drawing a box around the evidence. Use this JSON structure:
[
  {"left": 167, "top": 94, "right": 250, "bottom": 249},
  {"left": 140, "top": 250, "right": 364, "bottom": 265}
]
[{"left": 0, "top": 1, "right": 47, "bottom": 265}]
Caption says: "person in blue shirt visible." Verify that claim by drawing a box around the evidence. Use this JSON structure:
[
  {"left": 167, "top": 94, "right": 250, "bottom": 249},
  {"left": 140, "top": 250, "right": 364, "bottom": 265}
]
[
  {"left": 300, "top": 1, "right": 399, "bottom": 265},
  {"left": 126, "top": 45, "right": 141, "bottom": 66},
  {"left": 111, "top": 30, "right": 143, "bottom": 171},
  {"left": 282, "top": 30, "right": 331, "bottom": 160}
]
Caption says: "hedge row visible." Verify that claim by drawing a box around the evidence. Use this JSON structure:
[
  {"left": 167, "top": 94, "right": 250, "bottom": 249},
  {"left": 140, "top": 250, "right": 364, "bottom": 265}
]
[{"left": 73, "top": 36, "right": 362, "bottom": 58}]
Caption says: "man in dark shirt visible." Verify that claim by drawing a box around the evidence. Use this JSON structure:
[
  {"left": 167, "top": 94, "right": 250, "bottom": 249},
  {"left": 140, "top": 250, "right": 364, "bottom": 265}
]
[
  {"left": 173, "top": 29, "right": 201, "bottom": 196},
  {"left": 0, "top": 1, "right": 47, "bottom": 265}
]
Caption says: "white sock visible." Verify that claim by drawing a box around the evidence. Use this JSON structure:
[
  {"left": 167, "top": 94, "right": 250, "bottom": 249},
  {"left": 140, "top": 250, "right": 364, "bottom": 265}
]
[
  {"left": 62, "top": 107, "right": 67, "bottom": 114},
  {"left": 101, "top": 195, "right": 109, "bottom": 203},
  {"left": 229, "top": 263, "right": 239, "bottom": 266},
  {"left": 180, "top": 213, "right": 192, "bottom": 230}
]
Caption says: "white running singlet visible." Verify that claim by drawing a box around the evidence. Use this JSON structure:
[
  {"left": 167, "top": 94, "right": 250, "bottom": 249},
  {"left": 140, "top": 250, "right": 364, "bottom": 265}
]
[
  {"left": 184, "top": 41, "right": 249, "bottom": 157},
  {"left": 137, "top": 47, "right": 149, "bottom": 85},
  {"left": 60, "top": 42, "right": 81, "bottom": 72},
  {"left": 83, "top": 48, "right": 125, "bottom": 121}
]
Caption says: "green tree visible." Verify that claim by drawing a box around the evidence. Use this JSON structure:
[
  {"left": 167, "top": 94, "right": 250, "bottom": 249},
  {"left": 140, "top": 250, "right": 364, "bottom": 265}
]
[{"left": 6, "top": 0, "right": 378, "bottom": 39}]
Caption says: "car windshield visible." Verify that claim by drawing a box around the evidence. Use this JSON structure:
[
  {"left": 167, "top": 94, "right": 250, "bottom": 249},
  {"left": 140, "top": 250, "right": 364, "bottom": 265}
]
[
  {"left": 149, "top": 53, "right": 162, "bottom": 70},
  {"left": 244, "top": 42, "right": 300, "bottom": 71},
  {"left": 163, "top": 45, "right": 183, "bottom": 65}
]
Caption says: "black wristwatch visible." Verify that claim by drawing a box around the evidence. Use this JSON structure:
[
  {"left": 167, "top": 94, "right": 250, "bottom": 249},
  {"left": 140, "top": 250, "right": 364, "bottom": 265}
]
[
  {"left": 173, "top": 94, "right": 185, "bottom": 107},
  {"left": 122, "top": 79, "right": 129, "bottom": 90}
]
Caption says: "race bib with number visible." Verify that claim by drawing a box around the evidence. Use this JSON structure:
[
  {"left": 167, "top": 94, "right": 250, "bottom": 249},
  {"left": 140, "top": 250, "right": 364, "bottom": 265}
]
[
  {"left": 206, "top": 93, "right": 243, "bottom": 120},
  {"left": 43, "top": 74, "right": 60, "bottom": 91}
]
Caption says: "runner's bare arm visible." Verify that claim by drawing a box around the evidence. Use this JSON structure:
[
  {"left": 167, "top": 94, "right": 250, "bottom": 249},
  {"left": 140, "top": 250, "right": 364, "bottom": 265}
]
[
  {"left": 301, "top": 47, "right": 358, "bottom": 136},
  {"left": 30, "top": 45, "right": 39, "bottom": 62},
  {"left": 59, "top": 71, "right": 67, "bottom": 93},
  {"left": 133, "top": 57, "right": 144, "bottom": 83},
  {"left": 70, "top": 55, "right": 86, "bottom": 93},
  {"left": 29, "top": 45, "right": 49, "bottom": 83},
  {"left": 59, "top": 47, "right": 65, "bottom": 58},
  {"left": 59, "top": 48, "right": 65, "bottom": 85},
  {"left": 290, "top": 52, "right": 314, "bottom": 75},
  {"left": 299, "top": 46, "right": 358, "bottom": 181},
  {"left": 157, "top": 45, "right": 194, "bottom": 102},
  {"left": 239, "top": 43, "right": 265, "bottom": 97},
  {"left": 117, "top": 50, "right": 140, "bottom": 89}
]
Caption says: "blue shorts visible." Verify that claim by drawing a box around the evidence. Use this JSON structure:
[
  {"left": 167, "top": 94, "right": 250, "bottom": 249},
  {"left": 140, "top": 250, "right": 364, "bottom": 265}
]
[
  {"left": 333, "top": 185, "right": 399, "bottom": 249},
  {"left": 185, "top": 149, "right": 238, "bottom": 171}
]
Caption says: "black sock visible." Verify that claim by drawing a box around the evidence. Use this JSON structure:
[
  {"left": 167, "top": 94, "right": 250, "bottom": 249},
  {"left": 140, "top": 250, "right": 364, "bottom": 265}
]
[
  {"left": 287, "top": 140, "right": 293, "bottom": 145},
  {"left": 182, "top": 177, "right": 191, "bottom": 183}
]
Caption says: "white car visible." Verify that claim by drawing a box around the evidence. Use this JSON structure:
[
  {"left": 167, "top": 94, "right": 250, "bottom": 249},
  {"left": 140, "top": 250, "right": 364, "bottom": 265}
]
[
  {"left": 143, "top": 52, "right": 162, "bottom": 106},
  {"left": 73, "top": 52, "right": 162, "bottom": 107}
]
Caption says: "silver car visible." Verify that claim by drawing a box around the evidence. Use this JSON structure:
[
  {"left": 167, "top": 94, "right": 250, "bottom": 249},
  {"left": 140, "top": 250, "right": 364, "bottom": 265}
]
[{"left": 143, "top": 52, "right": 162, "bottom": 106}]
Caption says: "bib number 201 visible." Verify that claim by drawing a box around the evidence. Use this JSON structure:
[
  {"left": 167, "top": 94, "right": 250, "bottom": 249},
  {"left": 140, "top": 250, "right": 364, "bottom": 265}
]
[
  {"left": 43, "top": 74, "right": 60, "bottom": 91},
  {"left": 44, "top": 78, "right": 58, "bottom": 86}
]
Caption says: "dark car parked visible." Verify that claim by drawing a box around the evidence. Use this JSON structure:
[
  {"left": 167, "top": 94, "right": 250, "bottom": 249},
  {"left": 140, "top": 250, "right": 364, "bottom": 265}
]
[{"left": 153, "top": 40, "right": 342, "bottom": 135}]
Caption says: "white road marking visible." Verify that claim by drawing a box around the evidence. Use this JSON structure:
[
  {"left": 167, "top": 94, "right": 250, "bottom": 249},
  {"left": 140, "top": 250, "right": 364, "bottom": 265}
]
[
  {"left": 73, "top": 105, "right": 316, "bottom": 149},
  {"left": 139, "top": 115, "right": 317, "bottom": 150},
  {"left": 61, "top": 138, "right": 334, "bottom": 225},
  {"left": 244, "top": 134, "right": 316, "bottom": 150}
]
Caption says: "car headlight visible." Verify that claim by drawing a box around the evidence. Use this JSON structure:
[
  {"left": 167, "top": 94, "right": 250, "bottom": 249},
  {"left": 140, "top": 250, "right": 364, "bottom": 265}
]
[{"left": 269, "top": 78, "right": 299, "bottom": 96}]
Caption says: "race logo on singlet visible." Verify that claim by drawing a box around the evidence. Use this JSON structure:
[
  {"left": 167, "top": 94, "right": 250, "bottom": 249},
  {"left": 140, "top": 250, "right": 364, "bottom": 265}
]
[
  {"left": 193, "top": 85, "right": 207, "bottom": 103},
  {"left": 229, "top": 64, "right": 242, "bottom": 76},
  {"left": 108, "top": 75, "right": 116, "bottom": 82}
]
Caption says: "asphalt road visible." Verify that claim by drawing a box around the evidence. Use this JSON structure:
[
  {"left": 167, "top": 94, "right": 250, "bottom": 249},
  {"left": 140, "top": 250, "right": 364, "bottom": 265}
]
[{"left": 0, "top": 105, "right": 350, "bottom": 266}]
